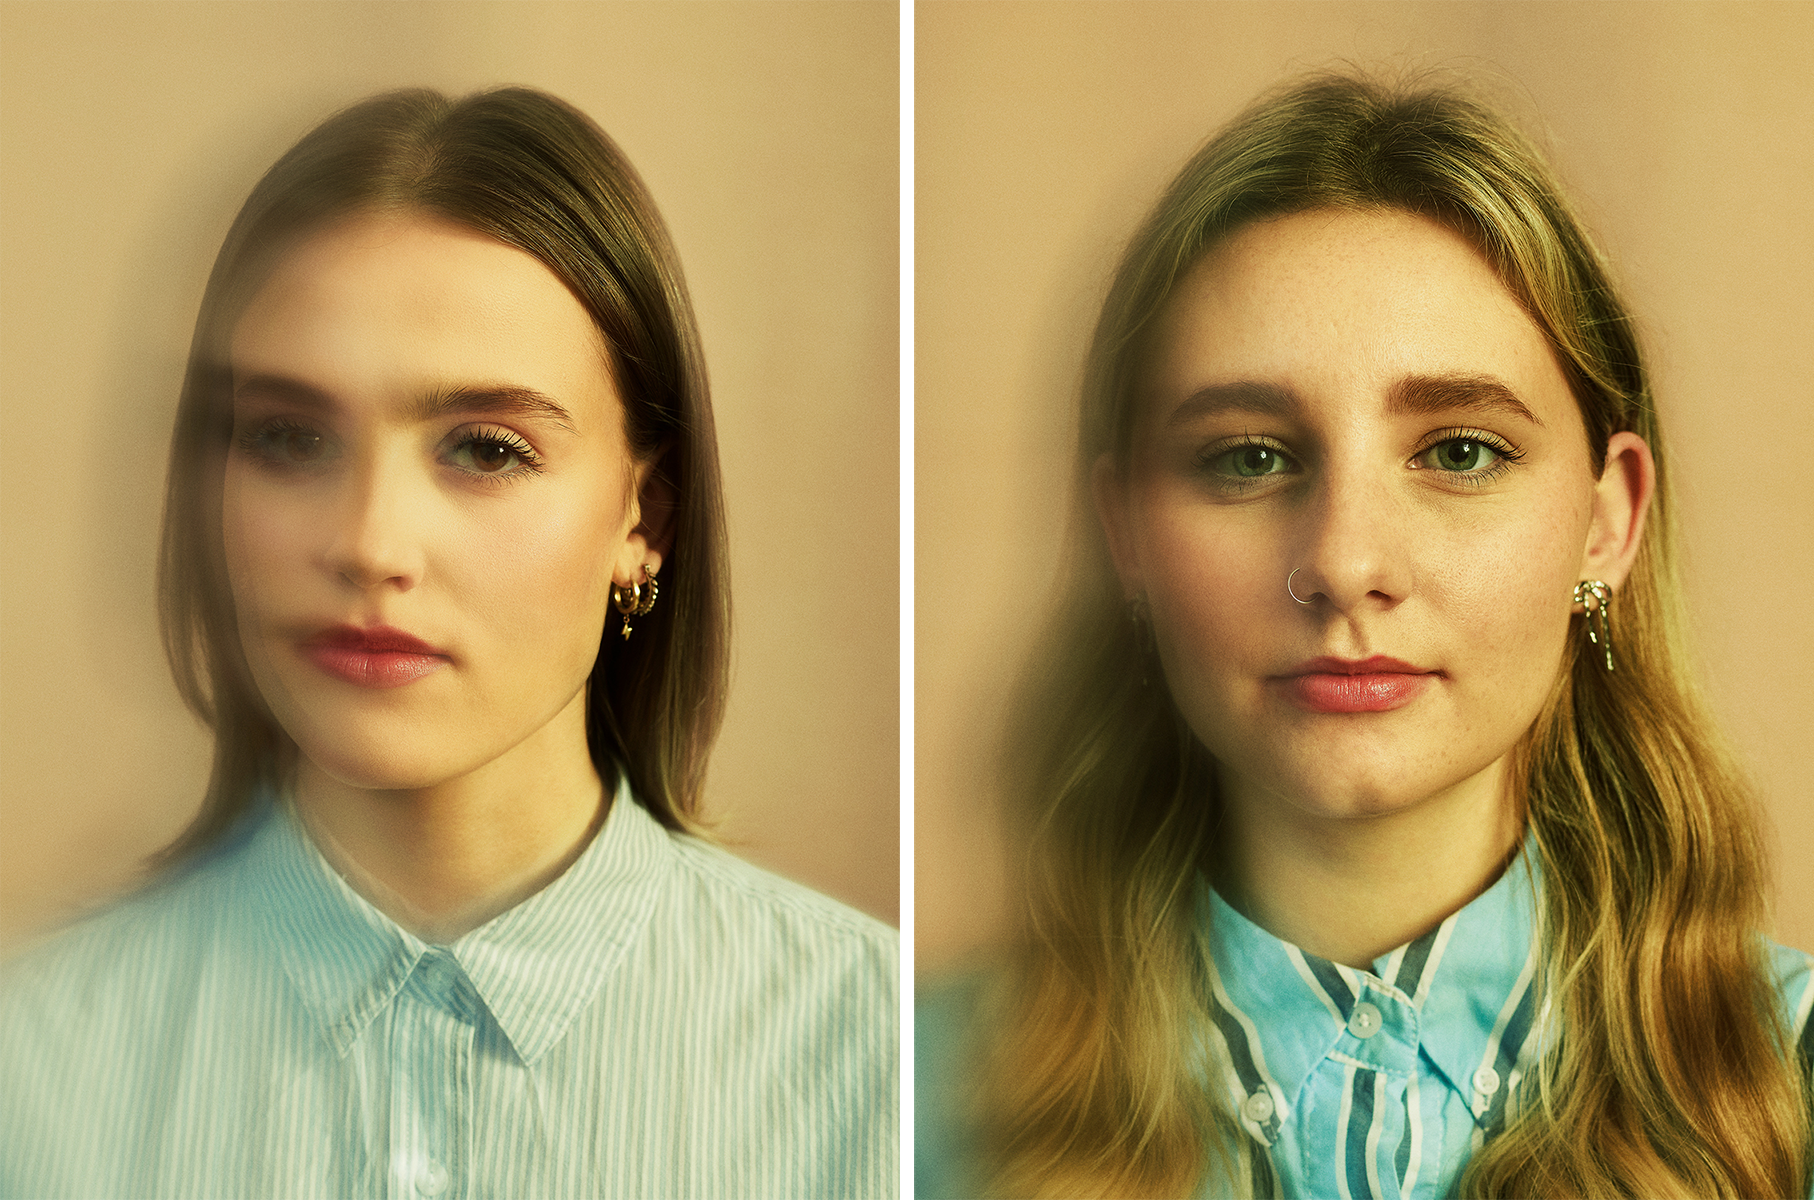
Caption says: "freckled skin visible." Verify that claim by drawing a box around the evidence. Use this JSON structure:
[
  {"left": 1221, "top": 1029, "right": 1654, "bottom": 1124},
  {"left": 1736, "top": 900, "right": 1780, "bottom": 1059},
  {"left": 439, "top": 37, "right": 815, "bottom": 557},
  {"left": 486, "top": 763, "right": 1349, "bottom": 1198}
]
[
  {"left": 1104, "top": 208, "right": 1629, "bottom": 826},
  {"left": 224, "top": 212, "right": 652, "bottom": 795}
]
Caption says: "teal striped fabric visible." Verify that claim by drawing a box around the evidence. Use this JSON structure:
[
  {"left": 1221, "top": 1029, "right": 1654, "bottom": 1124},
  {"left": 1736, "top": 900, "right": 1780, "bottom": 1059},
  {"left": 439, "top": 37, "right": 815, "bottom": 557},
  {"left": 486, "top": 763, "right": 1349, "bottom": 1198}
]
[
  {"left": 915, "top": 852, "right": 1814, "bottom": 1199},
  {"left": 1, "top": 778, "right": 898, "bottom": 1199}
]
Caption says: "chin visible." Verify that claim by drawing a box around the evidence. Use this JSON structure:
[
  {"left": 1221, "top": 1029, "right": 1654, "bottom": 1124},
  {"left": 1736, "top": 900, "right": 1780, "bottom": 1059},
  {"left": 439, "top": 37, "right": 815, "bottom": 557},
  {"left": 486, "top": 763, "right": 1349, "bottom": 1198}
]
[
  {"left": 1220, "top": 735, "right": 1495, "bottom": 821},
  {"left": 312, "top": 759, "right": 456, "bottom": 793},
  {"left": 288, "top": 724, "right": 486, "bottom": 792}
]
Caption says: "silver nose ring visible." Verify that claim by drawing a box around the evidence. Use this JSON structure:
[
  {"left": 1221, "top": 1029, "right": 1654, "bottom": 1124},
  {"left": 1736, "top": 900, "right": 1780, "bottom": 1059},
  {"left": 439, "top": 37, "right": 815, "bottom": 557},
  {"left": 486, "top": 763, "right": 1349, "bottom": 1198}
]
[{"left": 1287, "top": 568, "right": 1313, "bottom": 605}]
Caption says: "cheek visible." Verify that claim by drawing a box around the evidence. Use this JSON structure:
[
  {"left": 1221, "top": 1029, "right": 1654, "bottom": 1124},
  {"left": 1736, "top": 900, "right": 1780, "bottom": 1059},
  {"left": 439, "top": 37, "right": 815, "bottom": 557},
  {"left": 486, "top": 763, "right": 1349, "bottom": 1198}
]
[
  {"left": 1434, "top": 498, "right": 1585, "bottom": 678},
  {"left": 463, "top": 474, "right": 626, "bottom": 643},
  {"left": 1135, "top": 488, "right": 1279, "bottom": 674},
  {"left": 221, "top": 468, "right": 305, "bottom": 612}
]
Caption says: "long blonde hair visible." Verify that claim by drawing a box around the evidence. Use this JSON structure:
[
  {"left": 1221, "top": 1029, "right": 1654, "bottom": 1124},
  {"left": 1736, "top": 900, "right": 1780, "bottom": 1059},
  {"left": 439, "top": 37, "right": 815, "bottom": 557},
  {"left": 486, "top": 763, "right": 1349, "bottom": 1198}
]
[{"left": 976, "top": 72, "right": 1807, "bottom": 1199}]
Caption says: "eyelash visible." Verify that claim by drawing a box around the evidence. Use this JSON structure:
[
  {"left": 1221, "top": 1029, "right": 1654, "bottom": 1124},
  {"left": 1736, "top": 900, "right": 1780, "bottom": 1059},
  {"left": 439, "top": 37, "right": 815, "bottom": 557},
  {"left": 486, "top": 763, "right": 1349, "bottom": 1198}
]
[
  {"left": 1197, "top": 427, "right": 1526, "bottom": 491},
  {"left": 1409, "top": 426, "right": 1525, "bottom": 487},
  {"left": 447, "top": 425, "right": 545, "bottom": 484},
  {"left": 234, "top": 418, "right": 546, "bottom": 485},
  {"left": 1197, "top": 434, "right": 1293, "bottom": 492},
  {"left": 237, "top": 417, "right": 329, "bottom": 468}
]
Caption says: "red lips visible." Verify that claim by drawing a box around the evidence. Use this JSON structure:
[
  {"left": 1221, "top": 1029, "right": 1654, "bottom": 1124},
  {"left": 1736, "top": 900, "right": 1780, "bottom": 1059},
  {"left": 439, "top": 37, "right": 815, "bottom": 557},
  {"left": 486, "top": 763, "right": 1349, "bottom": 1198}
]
[
  {"left": 301, "top": 624, "right": 449, "bottom": 689},
  {"left": 1279, "top": 655, "right": 1438, "bottom": 713}
]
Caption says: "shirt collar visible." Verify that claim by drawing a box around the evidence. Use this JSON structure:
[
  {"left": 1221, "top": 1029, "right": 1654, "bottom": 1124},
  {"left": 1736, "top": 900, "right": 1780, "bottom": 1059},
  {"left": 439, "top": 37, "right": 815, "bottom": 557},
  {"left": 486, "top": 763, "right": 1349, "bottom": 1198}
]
[
  {"left": 1203, "top": 844, "right": 1540, "bottom": 1122},
  {"left": 240, "top": 773, "right": 672, "bottom": 1065}
]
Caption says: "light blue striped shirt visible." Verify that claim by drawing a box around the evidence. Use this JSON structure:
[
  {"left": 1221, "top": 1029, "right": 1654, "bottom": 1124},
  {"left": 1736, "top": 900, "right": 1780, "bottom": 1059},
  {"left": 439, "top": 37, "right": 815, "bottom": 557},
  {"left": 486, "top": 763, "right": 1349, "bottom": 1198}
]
[
  {"left": 916, "top": 854, "right": 1814, "bottom": 1198},
  {"left": 1, "top": 778, "right": 898, "bottom": 1199}
]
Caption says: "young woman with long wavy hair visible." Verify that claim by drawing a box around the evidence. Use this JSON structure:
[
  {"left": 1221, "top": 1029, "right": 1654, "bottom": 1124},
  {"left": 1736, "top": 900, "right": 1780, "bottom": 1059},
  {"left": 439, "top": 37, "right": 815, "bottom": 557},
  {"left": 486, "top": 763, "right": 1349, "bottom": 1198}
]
[{"left": 917, "top": 73, "right": 1811, "bottom": 1199}]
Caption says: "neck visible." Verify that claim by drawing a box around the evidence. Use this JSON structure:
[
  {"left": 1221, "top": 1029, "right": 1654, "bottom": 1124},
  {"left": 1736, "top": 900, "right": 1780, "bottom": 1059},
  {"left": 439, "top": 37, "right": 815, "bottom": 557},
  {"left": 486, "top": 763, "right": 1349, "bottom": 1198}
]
[
  {"left": 1214, "top": 756, "right": 1521, "bottom": 970},
  {"left": 292, "top": 691, "right": 608, "bottom": 944}
]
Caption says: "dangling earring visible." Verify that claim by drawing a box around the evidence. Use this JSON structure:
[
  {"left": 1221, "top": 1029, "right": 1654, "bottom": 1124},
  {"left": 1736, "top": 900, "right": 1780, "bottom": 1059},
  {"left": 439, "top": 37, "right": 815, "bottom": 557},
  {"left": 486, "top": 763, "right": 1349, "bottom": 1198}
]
[
  {"left": 1573, "top": 579, "right": 1614, "bottom": 672},
  {"left": 614, "top": 563, "right": 660, "bottom": 640}
]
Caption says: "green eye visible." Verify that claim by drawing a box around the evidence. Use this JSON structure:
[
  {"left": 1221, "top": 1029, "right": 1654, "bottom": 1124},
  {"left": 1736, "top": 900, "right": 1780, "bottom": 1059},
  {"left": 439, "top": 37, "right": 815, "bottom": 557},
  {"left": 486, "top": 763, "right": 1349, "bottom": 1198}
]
[
  {"left": 1421, "top": 438, "right": 1502, "bottom": 473},
  {"left": 1216, "top": 445, "right": 1291, "bottom": 478}
]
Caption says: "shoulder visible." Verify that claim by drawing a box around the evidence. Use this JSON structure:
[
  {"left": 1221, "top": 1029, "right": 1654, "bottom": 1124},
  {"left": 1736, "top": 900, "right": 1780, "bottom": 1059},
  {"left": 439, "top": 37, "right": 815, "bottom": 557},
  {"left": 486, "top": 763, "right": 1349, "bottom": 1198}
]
[
  {"left": 1, "top": 850, "right": 247, "bottom": 1031},
  {"left": 641, "top": 829, "right": 898, "bottom": 1047},
  {"left": 638, "top": 832, "right": 900, "bottom": 1192},
  {"left": 0, "top": 854, "right": 256, "bottom": 1199},
  {"left": 661, "top": 830, "right": 899, "bottom": 973},
  {"left": 915, "top": 972, "right": 989, "bottom": 1200},
  {"left": 1765, "top": 939, "right": 1814, "bottom": 1054}
]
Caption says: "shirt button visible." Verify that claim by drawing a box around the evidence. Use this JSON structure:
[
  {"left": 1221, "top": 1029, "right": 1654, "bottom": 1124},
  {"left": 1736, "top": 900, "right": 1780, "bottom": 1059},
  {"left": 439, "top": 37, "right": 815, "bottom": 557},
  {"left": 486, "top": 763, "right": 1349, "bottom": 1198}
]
[
  {"left": 416, "top": 1160, "right": 449, "bottom": 1196},
  {"left": 1347, "top": 1001, "right": 1382, "bottom": 1039},
  {"left": 1241, "top": 1089, "right": 1275, "bottom": 1123},
  {"left": 1473, "top": 1066, "right": 1501, "bottom": 1096}
]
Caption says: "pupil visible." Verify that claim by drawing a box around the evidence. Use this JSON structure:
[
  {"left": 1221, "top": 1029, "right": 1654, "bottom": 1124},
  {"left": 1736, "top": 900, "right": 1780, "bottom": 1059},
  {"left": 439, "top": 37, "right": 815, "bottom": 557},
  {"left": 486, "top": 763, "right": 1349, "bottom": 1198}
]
[
  {"left": 475, "top": 442, "right": 508, "bottom": 471},
  {"left": 286, "top": 432, "right": 321, "bottom": 461},
  {"left": 1241, "top": 448, "right": 1270, "bottom": 474},
  {"left": 1445, "top": 441, "right": 1476, "bottom": 469}
]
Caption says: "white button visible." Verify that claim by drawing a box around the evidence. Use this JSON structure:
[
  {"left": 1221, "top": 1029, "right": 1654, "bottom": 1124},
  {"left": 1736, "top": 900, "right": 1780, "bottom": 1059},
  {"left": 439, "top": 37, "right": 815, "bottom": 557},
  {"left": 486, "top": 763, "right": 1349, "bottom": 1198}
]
[
  {"left": 1240, "top": 1089, "right": 1275, "bottom": 1123},
  {"left": 416, "top": 1160, "right": 449, "bottom": 1196},
  {"left": 1472, "top": 1066, "right": 1501, "bottom": 1096},
  {"left": 1347, "top": 1001, "right": 1382, "bottom": 1039}
]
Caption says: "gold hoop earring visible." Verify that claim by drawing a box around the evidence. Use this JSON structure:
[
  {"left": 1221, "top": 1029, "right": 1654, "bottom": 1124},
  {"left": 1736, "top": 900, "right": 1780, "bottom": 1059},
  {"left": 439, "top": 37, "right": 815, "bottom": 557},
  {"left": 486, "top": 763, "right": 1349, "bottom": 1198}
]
[
  {"left": 634, "top": 563, "right": 658, "bottom": 617},
  {"left": 1573, "top": 579, "right": 1614, "bottom": 672},
  {"left": 614, "top": 564, "right": 659, "bottom": 640}
]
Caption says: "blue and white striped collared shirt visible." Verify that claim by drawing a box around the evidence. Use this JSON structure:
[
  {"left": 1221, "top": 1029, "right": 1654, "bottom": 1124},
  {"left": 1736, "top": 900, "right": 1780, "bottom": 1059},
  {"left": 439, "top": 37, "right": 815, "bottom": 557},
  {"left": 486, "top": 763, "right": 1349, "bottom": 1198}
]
[
  {"left": 915, "top": 854, "right": 1814, "bottom": 1199},
  {"left": 1, "top": 778, "right": 898, "bottom": 1200},
  {"left": 1204, "top": 854, "right": 1548, "bottom": 1200},
  {"left": 1203, "top": 857, "right": 1814, "bottom": 1199}
]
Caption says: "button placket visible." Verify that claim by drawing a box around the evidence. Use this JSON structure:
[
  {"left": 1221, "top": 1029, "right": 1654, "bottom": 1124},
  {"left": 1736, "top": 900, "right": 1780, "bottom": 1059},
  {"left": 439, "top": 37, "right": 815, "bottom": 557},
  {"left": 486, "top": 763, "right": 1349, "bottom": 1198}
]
[
  {"left": 416, "top": 1159, "right": 450, "bottom": 1196},
  {"left": 1333, "top": 982, "right": 1422, "bottom": 1077},
  {"left": 387, "top": 950, "right": 475, "bottom": 1200}
]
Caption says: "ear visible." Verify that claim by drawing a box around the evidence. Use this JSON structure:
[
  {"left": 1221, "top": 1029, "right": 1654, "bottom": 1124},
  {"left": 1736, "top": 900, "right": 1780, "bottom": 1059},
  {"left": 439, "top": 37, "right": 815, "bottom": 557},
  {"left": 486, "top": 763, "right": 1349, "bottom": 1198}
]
[
  {"left": 1091, "top": 453, "right": 1144, "bottom": 601},
  {"left": 612, "top": 449, "right": 678, "bottom": 585},
  {"left": 1578, "top": 431, "right": 1655, "bottom": 593}
]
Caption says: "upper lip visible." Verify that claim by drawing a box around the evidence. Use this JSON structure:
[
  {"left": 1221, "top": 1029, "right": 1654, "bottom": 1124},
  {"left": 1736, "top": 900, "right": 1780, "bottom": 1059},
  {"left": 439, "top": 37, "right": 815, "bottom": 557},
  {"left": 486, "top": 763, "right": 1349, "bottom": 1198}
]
[
  {"left": 1285, "top": 655, "right": 1435, "bottom": 676},
  {"left": 305, "top": 624, "right": 447, "bottom": 656}
]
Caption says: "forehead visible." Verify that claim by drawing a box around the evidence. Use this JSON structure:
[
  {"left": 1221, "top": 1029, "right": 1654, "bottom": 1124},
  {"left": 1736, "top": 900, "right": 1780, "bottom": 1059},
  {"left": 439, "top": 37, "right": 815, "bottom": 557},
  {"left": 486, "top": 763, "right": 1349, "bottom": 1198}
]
[
  {"left": 230, "top": 212, "right": 612, "bottom": 414},
  {"left": 1143, "top": 207, "right": 1578, "bottom": 430}
]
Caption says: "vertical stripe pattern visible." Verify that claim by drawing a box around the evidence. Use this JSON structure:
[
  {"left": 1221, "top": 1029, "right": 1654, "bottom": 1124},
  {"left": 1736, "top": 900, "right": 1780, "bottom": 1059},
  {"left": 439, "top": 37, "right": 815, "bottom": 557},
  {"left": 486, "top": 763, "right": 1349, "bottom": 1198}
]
[
  {"left": 1154, "top": 853, "right": 1814, "bottom": 1200},
  {"left": 917, "top": 869, "right": 1814, "bottom": 1200},
  {"left": 0, "top": 782, "right": 899, "bottom": 1200},
  {"left": 1202, "top": 957, "right": 1287, "bottom": 1148}
]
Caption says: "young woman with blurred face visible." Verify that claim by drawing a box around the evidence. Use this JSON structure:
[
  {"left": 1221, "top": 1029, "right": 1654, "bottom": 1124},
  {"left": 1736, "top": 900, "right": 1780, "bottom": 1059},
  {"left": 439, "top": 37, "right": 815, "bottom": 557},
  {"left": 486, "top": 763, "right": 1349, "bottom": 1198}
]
[
  {"left": 2, "top": 90, "right": 895, "bottom": 1200},
  {"left": 224, "top": 212, "right": 655, "bottom": 941},
  {"left": 917, "top": 76, "right": 1809, "bottom": 1200}
]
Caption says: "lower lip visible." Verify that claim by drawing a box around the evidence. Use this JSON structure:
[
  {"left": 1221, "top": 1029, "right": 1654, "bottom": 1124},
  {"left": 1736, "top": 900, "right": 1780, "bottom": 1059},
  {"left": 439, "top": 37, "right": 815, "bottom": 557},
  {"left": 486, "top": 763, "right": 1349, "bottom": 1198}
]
[
  {"left": 303, "top": 644, "right": 449, "bottom": 689},
  {"left": 1284, "top": 672, "right": 1435, "bottom": 713}
]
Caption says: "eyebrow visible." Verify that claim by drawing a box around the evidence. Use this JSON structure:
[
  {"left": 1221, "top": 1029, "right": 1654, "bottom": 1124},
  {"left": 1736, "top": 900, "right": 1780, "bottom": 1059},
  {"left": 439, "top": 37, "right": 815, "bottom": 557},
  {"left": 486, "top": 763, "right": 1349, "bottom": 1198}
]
[
  {"left": 1388, "top": 373, "right": 1543, "bottom": 428},
  {"left": 233, "top": 374, "right": 577, "bottom": 433},
  {"left": 1165, "top": 372, "right": 1542, "bottom": 428}
]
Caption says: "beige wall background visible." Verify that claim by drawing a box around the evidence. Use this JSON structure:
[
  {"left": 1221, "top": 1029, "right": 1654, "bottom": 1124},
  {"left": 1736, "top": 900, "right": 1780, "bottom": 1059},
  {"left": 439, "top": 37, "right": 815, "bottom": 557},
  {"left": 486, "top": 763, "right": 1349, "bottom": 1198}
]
[
  {"left": 918, "top": 1, "right": 1814, "bottom": 972},
  {"left": 0, "top": 0, "right": 898, "bottom": 945}
]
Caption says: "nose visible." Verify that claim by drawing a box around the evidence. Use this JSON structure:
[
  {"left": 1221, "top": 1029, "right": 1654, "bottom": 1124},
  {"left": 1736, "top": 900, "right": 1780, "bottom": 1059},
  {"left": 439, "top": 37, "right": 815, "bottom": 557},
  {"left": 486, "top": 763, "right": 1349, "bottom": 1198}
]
[
  {"left": 1288, "top": 467, "right": 1412, "bottom": 614},
  {"left": 320, "top": 450, "right": 424, "bottom": 594}
]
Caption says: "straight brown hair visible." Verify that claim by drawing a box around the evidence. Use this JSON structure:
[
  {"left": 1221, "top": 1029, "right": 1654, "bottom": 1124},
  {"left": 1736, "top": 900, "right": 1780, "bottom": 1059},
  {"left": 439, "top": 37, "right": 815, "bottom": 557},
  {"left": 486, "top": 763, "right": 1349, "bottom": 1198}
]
[{"left": 156, "top": 87, "right": 730, "bottom": 865}]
